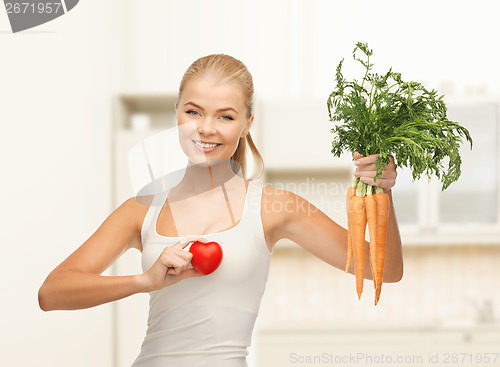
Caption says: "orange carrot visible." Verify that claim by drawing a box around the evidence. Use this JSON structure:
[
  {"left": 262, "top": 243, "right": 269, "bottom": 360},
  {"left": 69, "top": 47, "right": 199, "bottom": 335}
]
[
  {"left": 374, "top": 188, "right": 389, "bottom": 305},
  {"left": 345, "top": 183, "right": 356, "bottom": 273},
  {"left": 350, "top": 193, "right": 367, "bottom": 300},
  {"left": 364, "top": 187, "right": 377, "bottom": 289}
]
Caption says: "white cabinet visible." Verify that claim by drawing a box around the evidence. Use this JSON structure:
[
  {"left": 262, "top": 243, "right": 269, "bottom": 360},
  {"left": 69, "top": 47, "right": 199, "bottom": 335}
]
[
  {"left": 260, "top": 98, "right": 353, "bottom": 171},
  {"left": 391, "top": 96, "right": 500, "bottom": 245},
  {"left": 112, "top": 93, "right": 179, "bottom": 205},
  {"left": 258, "top": 98, "right": 358, "bottom": 249}
]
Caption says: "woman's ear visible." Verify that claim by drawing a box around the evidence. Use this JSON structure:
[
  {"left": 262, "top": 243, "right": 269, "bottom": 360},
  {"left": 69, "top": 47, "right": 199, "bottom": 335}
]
[{"left": 240, "top": 114, "right": 254, "bottom": 138}]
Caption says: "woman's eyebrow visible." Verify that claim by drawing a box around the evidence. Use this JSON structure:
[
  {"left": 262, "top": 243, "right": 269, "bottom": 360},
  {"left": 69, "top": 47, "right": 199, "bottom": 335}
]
[{"left": 184, "top": 101, "right": 238, "bottom": 114}]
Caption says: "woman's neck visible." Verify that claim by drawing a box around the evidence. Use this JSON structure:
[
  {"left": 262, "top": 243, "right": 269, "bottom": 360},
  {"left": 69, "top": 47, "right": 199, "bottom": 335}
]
[{"left": 177, "top": 158, "right": 244, "bottom": 195}]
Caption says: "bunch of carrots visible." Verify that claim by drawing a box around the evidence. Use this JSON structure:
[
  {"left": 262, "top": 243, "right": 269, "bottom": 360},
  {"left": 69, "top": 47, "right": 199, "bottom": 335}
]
[
  {"left": 327, "top": 42, "right": 472, "bottom": 305},
  {"left": 345, "top": 177, "right": 389, "bottom": 305}
]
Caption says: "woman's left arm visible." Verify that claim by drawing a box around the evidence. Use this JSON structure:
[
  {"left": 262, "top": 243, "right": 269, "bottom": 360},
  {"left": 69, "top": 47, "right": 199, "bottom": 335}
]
[{"left": 274, "top": 152, "right": 403, "bottom": 283}]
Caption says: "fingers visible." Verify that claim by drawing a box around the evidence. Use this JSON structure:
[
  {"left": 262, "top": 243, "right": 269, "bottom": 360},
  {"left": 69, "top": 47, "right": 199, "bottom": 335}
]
[
  {"left": 166, "top": 253, "right": 203, "bottom": 277},
  {"left": 354, "top": 169, "right": 395, "bottom": 180},
  {"left": 173, "top": 235, "right": 209, "bottom": 249},
  {"left": 353, "top": 151, "right": 364, "bottom": 161},
  {"left": 164, "top": 253, "right": 185, "bottom": 268},
  {"left": 353, "top": 153, "right": 395, "bottom": 168},
  {"left": 165, "top": 253, "right": 191, "bottom": 276},
  {"left": 354, "top": 167, "right": 396, "bottom": 180},
  {"left": 352, "top": 152, "right": 397, "bottom": 192},
  {"left": 353, "top": 153, "right": 396, "bottom": 178},
  {"left": 178, "top": 268, "right": 204, "bottom": 279},
  {"left": 162, "top": 235, "right": 209, "bottom": 277},
  {"left": 357, "top": 172, "right": 396, "bottom": 191},
  {"left": 160, "top": 246, "right": 191, "bottom": 270},
  {"left": 171, "top": 249, "right": 194, "bottom": 265},
  {"left": 356, "top": 162, "right": 378, "bottom": 171},
  {"left": 167, "top": 267, "right": 183, "bottom": 276},
  {"left": 354, "top": 154, "right": 378, "bottom": 166},
  {"left": 160, "top": 246, "right": 192, "bottom": 267},
  {"left": 358, "top": 176, "right": 391, "bottom": 188}
]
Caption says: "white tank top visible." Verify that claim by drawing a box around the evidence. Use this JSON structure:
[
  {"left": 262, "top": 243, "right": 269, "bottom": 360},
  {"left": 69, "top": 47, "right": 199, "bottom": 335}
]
[{"left": 131, "top": 180, "right": 273, "bottom": 367}]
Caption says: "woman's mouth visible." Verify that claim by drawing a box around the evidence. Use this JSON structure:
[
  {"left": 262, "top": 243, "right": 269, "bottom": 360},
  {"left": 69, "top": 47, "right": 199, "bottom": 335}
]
[{"left": 192, "top": 140, "right": 222, "bottom": 153}]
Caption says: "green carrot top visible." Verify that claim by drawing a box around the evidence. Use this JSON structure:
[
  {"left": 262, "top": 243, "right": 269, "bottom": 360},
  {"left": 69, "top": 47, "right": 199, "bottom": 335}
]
[{"left": 327, "top": 42, "right": 473, "bottom": 191}]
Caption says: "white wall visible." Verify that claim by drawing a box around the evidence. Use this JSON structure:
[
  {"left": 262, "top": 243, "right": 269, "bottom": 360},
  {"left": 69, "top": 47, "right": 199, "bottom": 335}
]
[
  {"left": 123, "top": 0, "right": 500, "bottom": 98},
  {"left": 0, "top": 1, "right": 124, "bottom": 366},
  {"left": 1, "top": 1, "right": 499, "bottom": 366}
]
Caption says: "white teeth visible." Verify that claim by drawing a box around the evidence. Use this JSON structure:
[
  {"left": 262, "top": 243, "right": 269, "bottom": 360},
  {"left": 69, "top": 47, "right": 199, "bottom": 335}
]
[{"left": 195, "top": 141, "right": 219, "bottom": 149}]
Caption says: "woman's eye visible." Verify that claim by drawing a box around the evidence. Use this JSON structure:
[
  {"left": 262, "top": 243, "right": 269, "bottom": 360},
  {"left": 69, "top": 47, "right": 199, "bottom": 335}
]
[
  {"left": 186, "top": 110, "right": 199, "bottom": 116},
  {"left": 221, "top": 115, "right": 234, "bottom": 121}
]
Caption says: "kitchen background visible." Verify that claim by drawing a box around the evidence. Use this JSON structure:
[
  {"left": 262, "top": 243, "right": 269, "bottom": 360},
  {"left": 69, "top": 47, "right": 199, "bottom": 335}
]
[{"left": 1, "top": 0, "right": 499, "bottom": 366}]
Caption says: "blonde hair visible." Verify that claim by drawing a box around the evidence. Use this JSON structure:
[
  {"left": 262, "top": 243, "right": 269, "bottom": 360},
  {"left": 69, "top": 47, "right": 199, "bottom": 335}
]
[{"left": 178, "top": 54, "right": 264, "bottom": 181}]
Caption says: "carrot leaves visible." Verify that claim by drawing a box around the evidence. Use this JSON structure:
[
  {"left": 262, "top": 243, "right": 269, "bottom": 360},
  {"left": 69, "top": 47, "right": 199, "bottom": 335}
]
[{"left": 327, "top": 42, "right": 473, "bottom": 191}]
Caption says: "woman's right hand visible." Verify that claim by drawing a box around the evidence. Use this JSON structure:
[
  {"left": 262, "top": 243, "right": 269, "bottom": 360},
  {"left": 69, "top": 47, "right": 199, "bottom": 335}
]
[{"left": 142, "top": 235, "right": 209, "bottom": 292}]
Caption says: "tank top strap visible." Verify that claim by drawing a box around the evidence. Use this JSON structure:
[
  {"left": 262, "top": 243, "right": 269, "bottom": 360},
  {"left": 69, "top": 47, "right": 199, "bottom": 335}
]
[
  {"left": 246, "top": 181, "right": 273, "bottom": 256},
  {"left": 140, "top": 192, "right": 169, "bottom": 245},
  {"left": 247, "top": 180, "right": 262, "bottom": 214}
]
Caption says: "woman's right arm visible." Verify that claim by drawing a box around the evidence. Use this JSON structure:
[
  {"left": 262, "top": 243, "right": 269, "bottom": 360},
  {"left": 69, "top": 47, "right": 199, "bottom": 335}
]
[{"left": 38, "top": 197, "right": 151, "bottom": 311}]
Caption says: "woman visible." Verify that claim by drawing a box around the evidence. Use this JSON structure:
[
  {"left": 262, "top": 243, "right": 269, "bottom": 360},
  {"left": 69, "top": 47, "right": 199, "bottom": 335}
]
[{"left": 38, "top": 54, "right": 403, "bottom": 366}]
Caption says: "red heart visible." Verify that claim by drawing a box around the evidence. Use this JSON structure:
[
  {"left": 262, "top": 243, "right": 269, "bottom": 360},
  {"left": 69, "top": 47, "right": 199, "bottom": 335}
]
[{"left": 189, "top": 241, "right": 223, "bottom": 275}]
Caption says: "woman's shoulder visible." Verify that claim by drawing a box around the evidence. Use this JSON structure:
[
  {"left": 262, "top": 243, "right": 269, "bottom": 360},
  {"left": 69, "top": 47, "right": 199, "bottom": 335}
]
[
  {"left": 259, "top": 183, "right": 302, "bottom": 207},
  {"left": 258, "top": 183, "right": 305, "bottom": 247},
  {"left": 123, "top": 195, "right": 156, "bottom": 252},
  {"left": 121, "top": 194, "right": 155, "bottom": 219}
]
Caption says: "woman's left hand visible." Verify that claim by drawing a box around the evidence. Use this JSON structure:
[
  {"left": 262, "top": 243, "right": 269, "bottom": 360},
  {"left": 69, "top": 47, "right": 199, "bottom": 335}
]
[{"left": 352, "top": 152, "right": 397, "bottom": 193}]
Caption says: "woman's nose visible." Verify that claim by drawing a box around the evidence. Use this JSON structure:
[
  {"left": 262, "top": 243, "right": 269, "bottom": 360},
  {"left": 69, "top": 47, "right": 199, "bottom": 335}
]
[{"left": 197, "top": 117, "right": 217, "bottom": 135}]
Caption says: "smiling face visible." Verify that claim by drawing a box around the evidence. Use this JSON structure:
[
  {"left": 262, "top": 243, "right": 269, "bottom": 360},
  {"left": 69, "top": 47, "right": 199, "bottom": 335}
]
[{"left": 175, "top": 75, "right": 254, "bottom": 165}]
